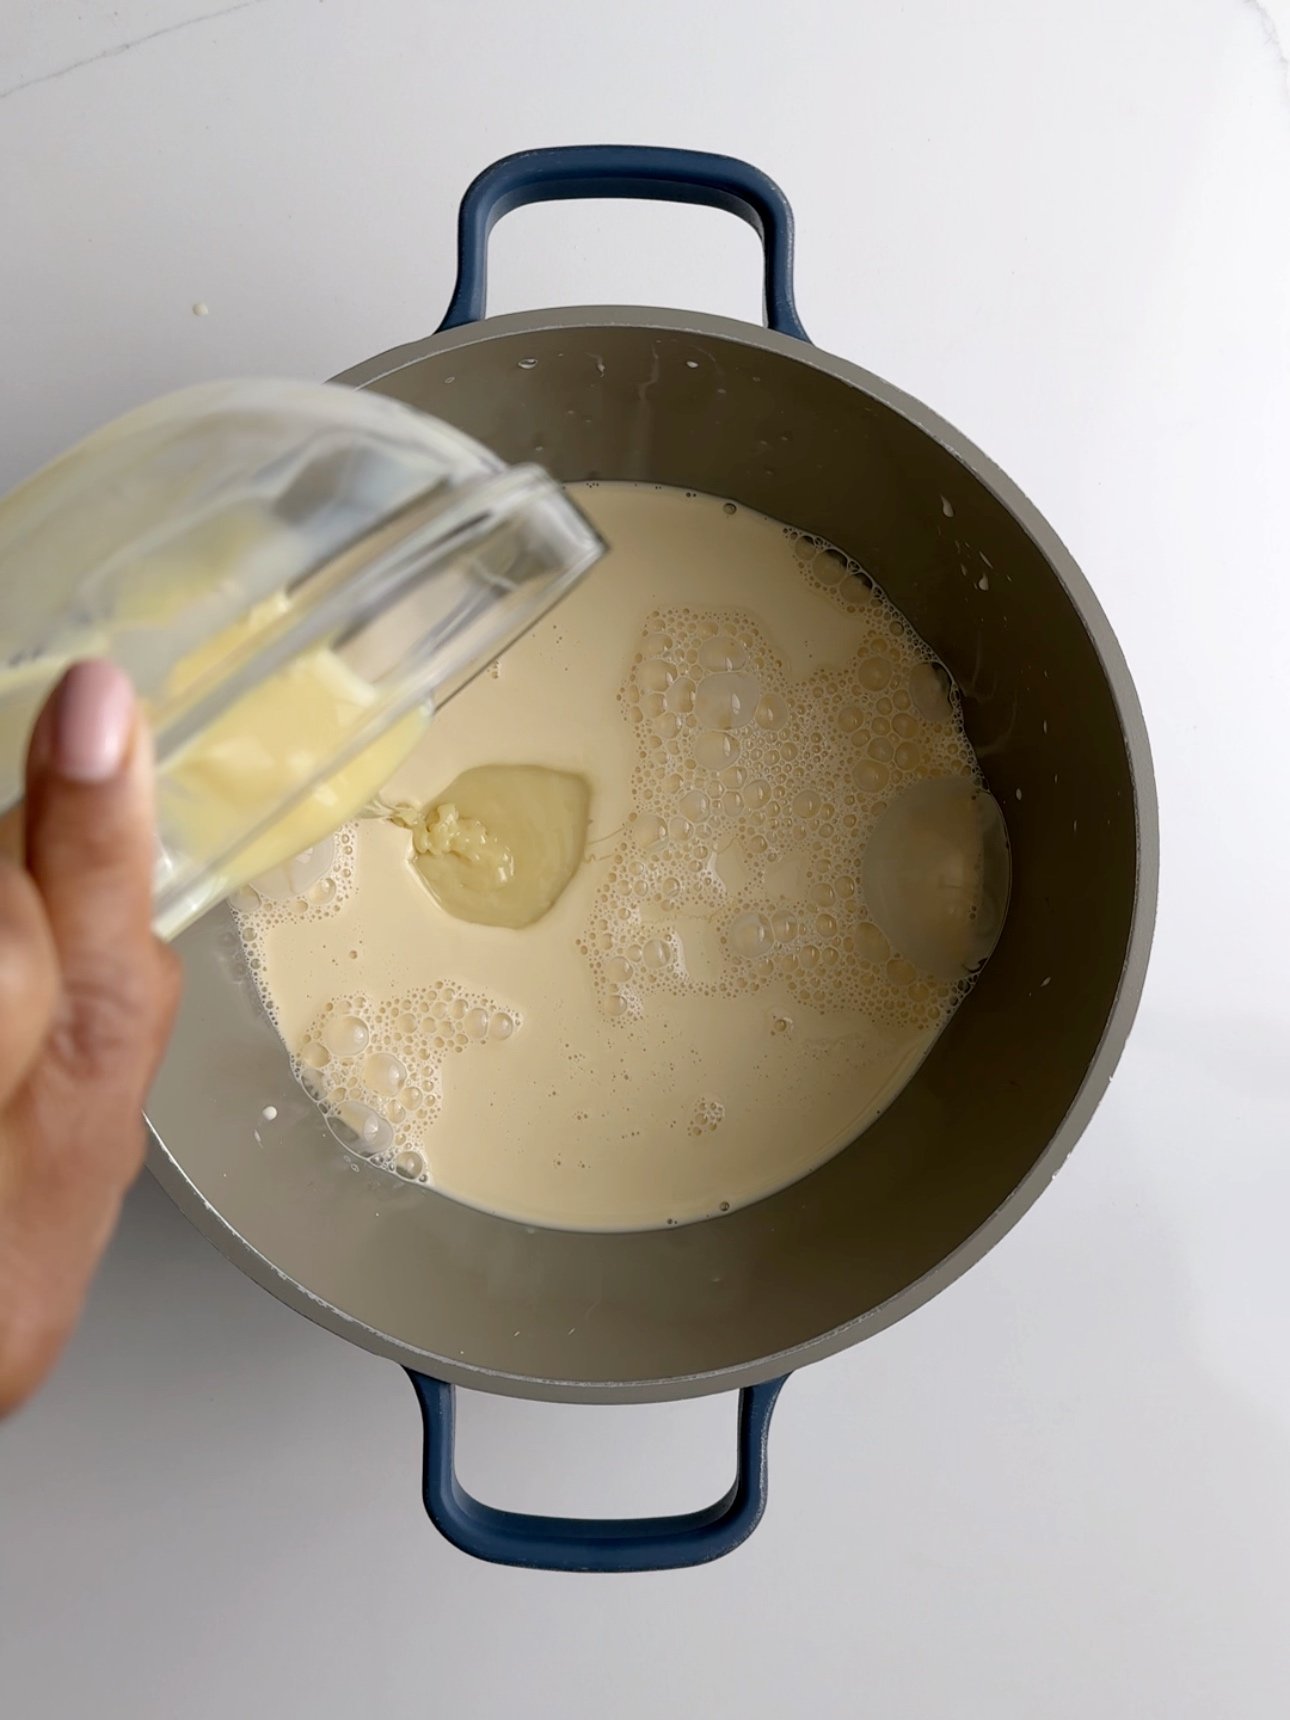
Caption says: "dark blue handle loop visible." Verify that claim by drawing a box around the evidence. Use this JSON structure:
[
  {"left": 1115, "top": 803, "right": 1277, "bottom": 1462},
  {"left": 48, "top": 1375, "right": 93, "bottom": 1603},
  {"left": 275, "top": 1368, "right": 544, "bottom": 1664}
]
[
  {"left": 407, "top": 1370, "right": 789, "bottom": 1572},
  {"left": 439, "top": 144, "right": 808, "bottom": 341}
]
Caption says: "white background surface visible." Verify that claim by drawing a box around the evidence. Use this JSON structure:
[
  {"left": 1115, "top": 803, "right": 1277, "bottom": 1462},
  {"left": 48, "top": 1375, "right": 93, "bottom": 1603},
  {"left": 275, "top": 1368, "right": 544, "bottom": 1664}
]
[{"left": 3, "top": 1, "right": 1290, "bottom": 1715}]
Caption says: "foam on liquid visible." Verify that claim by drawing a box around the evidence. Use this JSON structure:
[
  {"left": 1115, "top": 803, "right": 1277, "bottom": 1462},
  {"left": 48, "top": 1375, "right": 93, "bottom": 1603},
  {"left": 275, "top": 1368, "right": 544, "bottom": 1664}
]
[{"left": 236, "top": 484, "right": 1007, "bottom": 1230}]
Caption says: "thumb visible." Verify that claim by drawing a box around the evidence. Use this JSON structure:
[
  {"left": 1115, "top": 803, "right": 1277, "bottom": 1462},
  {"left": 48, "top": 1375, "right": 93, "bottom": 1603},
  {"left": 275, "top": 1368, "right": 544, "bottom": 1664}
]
[
  {"left": 23, "top": 662, "right": 160, "bottom": 1076},
  {"left": 0, "top": 863, "right": 59, "bottom": 1104}
]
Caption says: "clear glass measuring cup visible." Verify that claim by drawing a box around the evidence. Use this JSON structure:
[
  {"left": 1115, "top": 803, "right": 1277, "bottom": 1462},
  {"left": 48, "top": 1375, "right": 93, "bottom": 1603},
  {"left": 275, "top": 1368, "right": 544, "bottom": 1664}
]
[{"left": 0, "top": 380, "right": 602, "bottom": 937}]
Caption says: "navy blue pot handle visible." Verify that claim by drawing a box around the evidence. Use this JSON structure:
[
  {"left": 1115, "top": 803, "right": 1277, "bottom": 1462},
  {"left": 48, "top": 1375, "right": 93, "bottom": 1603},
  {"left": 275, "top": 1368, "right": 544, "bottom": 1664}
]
[
  {"left": 439, "top": 144, "right": 809, "bottom": 342},
  {"left": 407, "top": 1370, "right": 789, "bottom": 1572}
]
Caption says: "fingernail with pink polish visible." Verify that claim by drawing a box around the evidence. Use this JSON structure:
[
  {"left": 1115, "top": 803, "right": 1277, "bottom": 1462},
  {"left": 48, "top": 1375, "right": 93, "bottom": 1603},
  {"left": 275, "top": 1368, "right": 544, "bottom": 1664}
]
[{"left": 51, "top": 661, "right": 135, "bottom": 784}]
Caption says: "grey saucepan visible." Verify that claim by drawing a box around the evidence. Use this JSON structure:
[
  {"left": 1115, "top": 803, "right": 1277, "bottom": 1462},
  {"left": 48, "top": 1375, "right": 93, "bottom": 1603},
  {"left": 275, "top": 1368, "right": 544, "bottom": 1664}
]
[{"left": 147, "top": 146, "right": 1156, "bottom": 1572}]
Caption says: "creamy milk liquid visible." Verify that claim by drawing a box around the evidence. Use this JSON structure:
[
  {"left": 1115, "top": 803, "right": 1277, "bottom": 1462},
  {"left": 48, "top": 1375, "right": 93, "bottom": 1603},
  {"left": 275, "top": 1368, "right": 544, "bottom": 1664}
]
[{"left": 237, "top": 484, "right": 1007, "bottom": 1230}]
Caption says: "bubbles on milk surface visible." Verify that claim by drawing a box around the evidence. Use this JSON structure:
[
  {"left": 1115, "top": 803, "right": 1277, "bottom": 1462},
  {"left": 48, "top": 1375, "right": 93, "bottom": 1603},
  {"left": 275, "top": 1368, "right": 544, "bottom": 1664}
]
[
  {"left": 580, "top": 522, "right": 1006, "bottom": 1036},
  {"left": 232, "top": 828, "right": 359, "bottom": 924},
  {"left": 293, "top": 983, "right": 521, "bottom": 1174},
  {"left": 234, "top": 843, "right": 522, "bottom": 1179}
]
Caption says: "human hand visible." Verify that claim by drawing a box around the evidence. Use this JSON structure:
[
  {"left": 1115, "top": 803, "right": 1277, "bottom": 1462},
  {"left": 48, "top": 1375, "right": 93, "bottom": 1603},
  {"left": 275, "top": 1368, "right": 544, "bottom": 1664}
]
[{"left": 0, "top": 662, "right": 181, "bottom": 1416}]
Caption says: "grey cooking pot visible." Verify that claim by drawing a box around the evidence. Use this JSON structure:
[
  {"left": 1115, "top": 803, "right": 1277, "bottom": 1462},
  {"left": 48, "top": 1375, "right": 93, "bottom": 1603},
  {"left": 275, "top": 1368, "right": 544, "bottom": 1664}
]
[{"left": 147, "top": 146, "right": 1157, "bottom": 1572}]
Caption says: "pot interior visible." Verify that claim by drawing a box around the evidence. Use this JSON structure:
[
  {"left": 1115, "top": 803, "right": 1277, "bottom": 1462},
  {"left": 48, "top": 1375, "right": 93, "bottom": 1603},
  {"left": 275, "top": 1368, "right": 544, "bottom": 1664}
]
[{"left": 148, "top": 315, "right": 1149, "bottom": 1399}]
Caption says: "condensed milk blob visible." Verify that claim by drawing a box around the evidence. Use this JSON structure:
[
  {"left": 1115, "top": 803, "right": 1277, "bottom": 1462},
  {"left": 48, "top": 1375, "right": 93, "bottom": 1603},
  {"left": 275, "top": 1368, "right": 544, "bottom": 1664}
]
[
  {"left": 379, "top": 764, "right": 590, "bottom": 929},
  {"left": 239, "top": 484, "right": 1008, "bottom": 1230}
]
